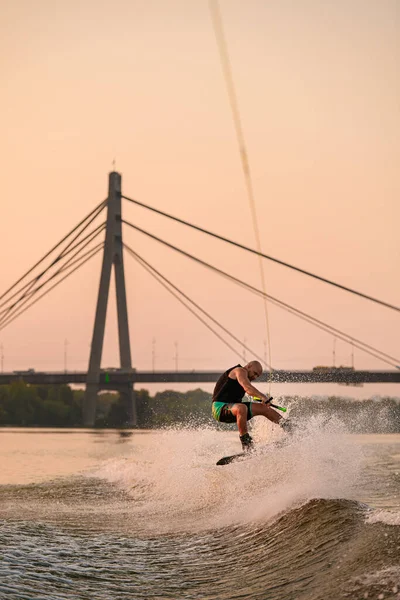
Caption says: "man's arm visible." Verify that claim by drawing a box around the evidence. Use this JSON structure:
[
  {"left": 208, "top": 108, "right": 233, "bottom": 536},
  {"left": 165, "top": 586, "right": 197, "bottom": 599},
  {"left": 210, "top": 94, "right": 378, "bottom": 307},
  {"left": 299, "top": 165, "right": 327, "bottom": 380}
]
[{"left": 235, "top": 367, "right": 270, "bottom": 403}]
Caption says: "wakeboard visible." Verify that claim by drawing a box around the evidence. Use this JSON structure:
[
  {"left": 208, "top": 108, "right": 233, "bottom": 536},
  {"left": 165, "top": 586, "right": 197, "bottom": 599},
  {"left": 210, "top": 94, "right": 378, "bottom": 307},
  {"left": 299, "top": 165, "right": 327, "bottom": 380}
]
[
  {"left": 216, "top": 438, "right": 288, "bottom": 466},
  {"left": 217, "top": 452, "right": 248, "bottom": 466}
]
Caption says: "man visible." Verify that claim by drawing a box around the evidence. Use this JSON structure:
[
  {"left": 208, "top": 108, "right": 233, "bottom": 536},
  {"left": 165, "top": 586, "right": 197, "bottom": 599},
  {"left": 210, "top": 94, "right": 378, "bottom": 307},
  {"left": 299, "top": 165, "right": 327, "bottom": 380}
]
[{"left": 212, "top": 360, "right": 290, "bottom": 451}]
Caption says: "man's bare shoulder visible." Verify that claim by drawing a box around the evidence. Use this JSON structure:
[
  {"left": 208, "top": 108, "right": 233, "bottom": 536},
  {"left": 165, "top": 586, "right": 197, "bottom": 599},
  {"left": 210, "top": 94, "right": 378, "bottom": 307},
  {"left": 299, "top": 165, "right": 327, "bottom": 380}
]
[{"left": 229, "top": 366, "right": 247, "bottom": 380}]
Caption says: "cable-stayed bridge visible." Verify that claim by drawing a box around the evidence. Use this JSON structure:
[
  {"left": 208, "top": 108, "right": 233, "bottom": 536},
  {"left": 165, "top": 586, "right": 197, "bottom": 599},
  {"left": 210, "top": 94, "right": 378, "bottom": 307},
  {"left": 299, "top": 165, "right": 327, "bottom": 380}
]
[{"left": 0, "top": 172, "right": 399, "bottom": 426}]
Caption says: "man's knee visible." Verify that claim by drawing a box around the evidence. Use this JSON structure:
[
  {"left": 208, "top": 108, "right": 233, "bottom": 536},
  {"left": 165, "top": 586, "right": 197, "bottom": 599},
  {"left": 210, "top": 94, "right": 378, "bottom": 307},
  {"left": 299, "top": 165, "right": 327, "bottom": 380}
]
[{"left": 233, "top": 403, "right": 247, "bottom": 418}]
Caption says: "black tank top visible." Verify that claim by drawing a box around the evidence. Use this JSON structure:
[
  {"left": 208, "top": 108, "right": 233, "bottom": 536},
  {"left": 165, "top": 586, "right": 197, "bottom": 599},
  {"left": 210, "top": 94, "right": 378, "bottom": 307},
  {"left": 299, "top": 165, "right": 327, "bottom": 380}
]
[{"left": 212, "top": 364, "right": 246, "bottom": 404}]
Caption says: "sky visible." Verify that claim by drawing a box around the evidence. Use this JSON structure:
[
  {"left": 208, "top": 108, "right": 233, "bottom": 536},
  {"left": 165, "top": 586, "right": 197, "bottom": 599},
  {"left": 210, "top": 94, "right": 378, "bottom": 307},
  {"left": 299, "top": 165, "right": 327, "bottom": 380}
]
[{"left": 0, "top": 0, "right": 399, "bottom": 398}]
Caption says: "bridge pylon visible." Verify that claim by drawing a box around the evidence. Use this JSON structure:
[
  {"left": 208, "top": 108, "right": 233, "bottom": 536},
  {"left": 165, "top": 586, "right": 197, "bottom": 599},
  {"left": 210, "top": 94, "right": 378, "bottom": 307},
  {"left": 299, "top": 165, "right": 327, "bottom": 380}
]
[{"left": 84, "top": 171, "right": 136, "bottom": 427}]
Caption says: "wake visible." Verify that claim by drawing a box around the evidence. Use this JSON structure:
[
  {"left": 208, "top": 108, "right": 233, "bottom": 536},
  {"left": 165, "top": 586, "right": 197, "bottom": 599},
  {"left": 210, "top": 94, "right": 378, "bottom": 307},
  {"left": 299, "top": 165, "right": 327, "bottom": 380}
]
[{"left": 92, "top": 412, "right": 366, "bottom": 534}]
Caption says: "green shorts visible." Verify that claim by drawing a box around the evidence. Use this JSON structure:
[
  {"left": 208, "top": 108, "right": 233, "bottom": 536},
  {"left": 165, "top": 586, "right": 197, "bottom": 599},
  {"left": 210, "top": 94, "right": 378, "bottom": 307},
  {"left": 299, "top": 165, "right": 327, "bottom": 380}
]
[{"left": 212, "top": 402, "right": 253, "bottom": 424}]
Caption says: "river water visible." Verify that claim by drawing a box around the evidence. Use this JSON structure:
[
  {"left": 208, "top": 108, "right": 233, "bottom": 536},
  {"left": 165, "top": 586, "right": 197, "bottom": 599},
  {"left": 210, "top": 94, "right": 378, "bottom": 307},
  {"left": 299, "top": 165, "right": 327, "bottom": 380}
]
[{"left": 0, "top": 415, "right": 399, "bottom": 599}]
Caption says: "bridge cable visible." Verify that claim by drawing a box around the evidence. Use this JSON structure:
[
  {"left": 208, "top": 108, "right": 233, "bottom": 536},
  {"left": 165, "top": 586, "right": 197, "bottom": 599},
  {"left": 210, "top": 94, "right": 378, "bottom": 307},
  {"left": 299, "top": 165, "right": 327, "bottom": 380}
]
[
  {"left": 0, "top": 198, "right": 107, "bottom": 304},
  {"left": 125, "top": 249, "right": 252, "bottom": 362},
  {"left": 0, "top": 244, "right": 104, "bottom": 332},
  {"left": 122, "top": 219, "right": 399, "bottom": 368},
  {"left": 0, "top": 224, "right": 106, "bottom": 322},
  {"left": 0, "top": 212, "right": 106, "bottom": 315},
  {"left": 123, "top": 220, "right": 399, "bottom": 367},
  {"left": 0, "top": 240, "right": 105, "bottom": 329},
  {"left": 209, "top": 0, "right": 273, "bottom": 382},
  {"left": 122, "top": 195, "right": 400, "bottom": 314},
  {"left": 0, "top": 222, "right": 106, "bottom": 313},
  {"left": 123, "top": 243, "right": 269, "bottom": 368}
]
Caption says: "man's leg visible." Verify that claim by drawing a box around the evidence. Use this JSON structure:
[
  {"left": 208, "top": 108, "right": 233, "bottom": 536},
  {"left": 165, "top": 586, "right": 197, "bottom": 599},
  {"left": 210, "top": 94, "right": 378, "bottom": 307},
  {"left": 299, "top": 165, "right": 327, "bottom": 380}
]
[
  {"left": 230, "top": 403, "right": 249, "bottom": 435},
  {"left": 230, "top": 403, "right": 254, "bottom": 451}
]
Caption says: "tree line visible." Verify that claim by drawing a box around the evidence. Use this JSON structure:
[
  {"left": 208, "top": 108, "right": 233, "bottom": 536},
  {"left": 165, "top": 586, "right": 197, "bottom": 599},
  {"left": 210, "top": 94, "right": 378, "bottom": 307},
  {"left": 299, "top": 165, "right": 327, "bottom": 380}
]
[{"left": 0, "top": 382, "right": 399, "bottom": 432}]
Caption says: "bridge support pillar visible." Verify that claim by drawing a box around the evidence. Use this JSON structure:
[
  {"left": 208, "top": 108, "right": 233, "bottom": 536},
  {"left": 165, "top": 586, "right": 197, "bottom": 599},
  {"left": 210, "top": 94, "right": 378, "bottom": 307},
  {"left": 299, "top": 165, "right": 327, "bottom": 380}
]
[
  {"left": 84, "top": 172, "right": 134, "bottom": 427},
  {"left": 117, "top": 384, "right": 137, "bottom": 427}
]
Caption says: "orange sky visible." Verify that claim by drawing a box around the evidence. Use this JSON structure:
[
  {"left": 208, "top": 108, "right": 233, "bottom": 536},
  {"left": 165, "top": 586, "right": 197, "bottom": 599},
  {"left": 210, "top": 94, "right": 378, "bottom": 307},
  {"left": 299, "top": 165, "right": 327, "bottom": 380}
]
[{"left": 0, "top": 0, "right": 399, "bottom": 398}]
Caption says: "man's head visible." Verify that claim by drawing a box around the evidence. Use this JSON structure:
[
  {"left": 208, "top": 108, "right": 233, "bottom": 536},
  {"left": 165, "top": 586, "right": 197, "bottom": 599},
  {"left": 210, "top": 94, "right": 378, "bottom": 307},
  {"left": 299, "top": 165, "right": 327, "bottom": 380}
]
[{"left": 245, "top": 360, "right": 263, "bottom": 381}]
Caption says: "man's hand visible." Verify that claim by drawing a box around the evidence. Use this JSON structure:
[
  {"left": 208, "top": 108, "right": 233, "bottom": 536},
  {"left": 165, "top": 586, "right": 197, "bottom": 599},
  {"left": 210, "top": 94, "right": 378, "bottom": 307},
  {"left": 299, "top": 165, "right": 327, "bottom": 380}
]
[
  {"left": 262, "top": 395, "right": 273, "bottom": 405},
  {"left": 253, "top": 395, "right": 273, "bottom": 404}
]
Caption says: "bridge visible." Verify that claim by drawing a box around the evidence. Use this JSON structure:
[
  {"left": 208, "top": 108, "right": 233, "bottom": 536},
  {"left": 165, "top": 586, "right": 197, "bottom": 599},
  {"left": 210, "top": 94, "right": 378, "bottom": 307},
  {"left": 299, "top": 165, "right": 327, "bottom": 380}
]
[
  {"left": 1, "top": 170, "right": 399, "bottom": 426},
  {"left": 0, "top": 171, "right": 400, "bottom": 426}
]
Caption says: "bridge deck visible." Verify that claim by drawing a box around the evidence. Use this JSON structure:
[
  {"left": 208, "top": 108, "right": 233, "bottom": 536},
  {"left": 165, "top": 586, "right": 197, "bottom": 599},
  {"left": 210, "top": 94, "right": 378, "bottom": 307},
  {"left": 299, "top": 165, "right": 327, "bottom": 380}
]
[{"left": 0, "top": 369, "right": 399, "bottom": 387}]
